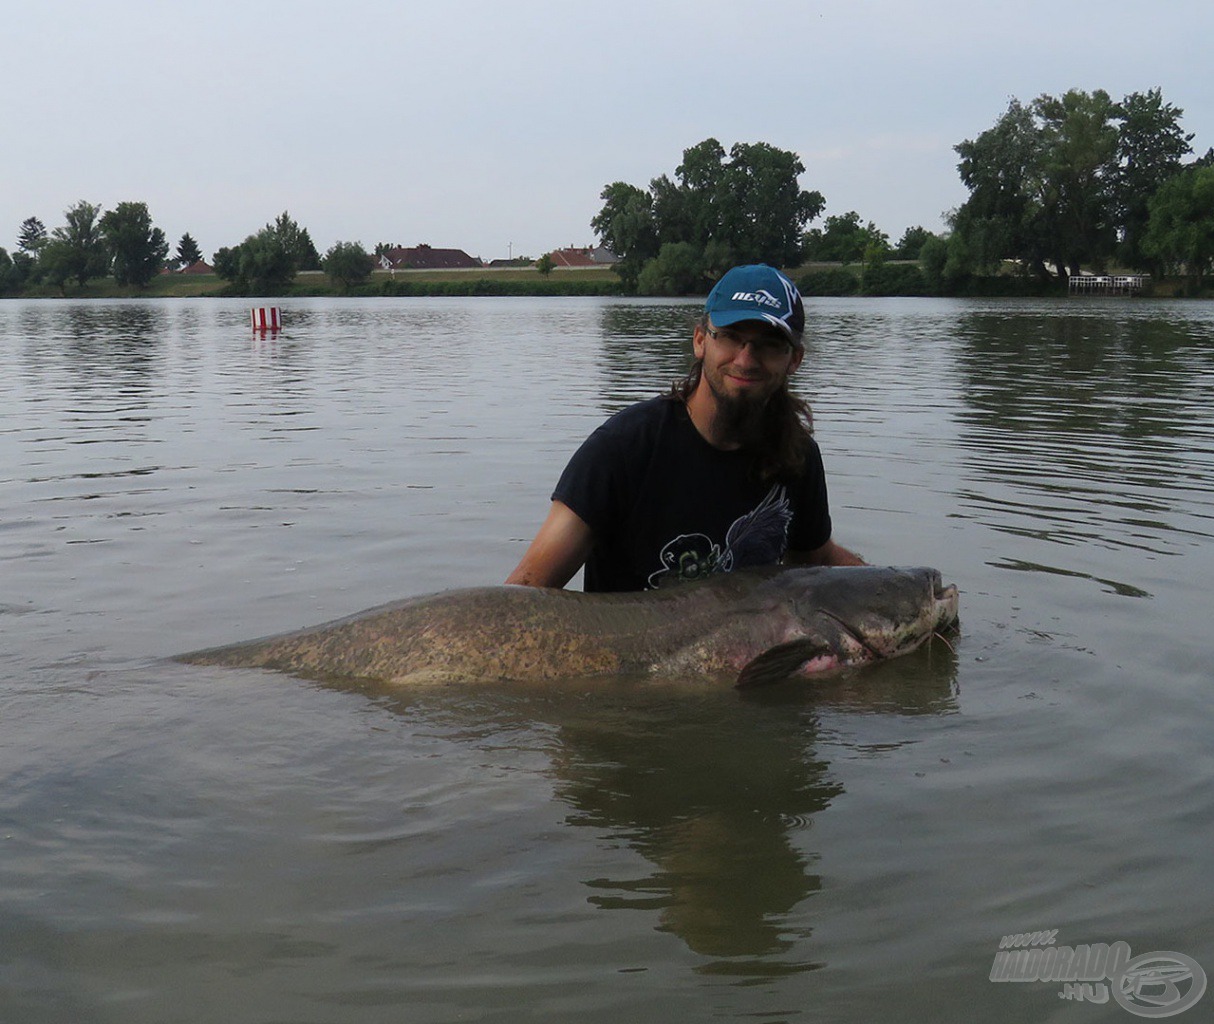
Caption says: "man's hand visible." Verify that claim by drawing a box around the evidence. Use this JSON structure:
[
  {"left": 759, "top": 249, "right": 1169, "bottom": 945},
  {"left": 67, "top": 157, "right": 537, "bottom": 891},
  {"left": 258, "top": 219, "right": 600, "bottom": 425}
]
[{"left": 787, "top": 539, "right": 867, "bottom": 567}]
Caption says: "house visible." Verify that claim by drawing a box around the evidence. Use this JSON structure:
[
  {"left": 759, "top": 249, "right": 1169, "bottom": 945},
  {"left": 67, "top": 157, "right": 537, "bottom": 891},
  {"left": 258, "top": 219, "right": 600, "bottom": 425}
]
[
  {"left": 547, "top": 245, "right": 618, "bottom": 268},
  {"left": 377, "top": 244, "right": 481, "bottom": 270}
]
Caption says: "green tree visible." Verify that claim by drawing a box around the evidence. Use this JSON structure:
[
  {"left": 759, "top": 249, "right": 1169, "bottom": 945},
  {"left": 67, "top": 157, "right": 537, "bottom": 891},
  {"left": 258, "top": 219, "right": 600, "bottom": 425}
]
[
  {"left": 919, "top": 234, "right": 951, "bottom": 293},
  {"left": 1114, "top": 88, "right": 1193, "bottom": 271},
  {"left": 176, "top": 232, "right": 203, "bottom": 267},
  {"left": 719, "top": 141, "right": 824, "bottom": 267},
  {"left": 52, "top": 200, "right": 109, "bottom": 287},
  {"left": 634, "top": 241, "right": 705, "bottom": 295},
  {"left": 18, "top": 216, "right": 47, "bottom": 255},
  {"left": 37, "top": 239, "right": 76, "bottom": 293},
  {"left": 953, "top": 98, "right": 1050, "bottom": 279},
  {"left": 535, "top": 252, "right": 555, "bottom": 277},
  {"left": 10, "top": 250, "right": 38, "bottom": 288},
  {"left": 0, "top": 248, "right": 17, "bottom": 294},
  {"left": 1035, "top": 88, "right": 1121, "bottom": 275},
  {"left": 213, "top": 213, "right": 315, "bottom": 293},
  {"left": 211, "top": 246, "right": 241, "bottom": 284},
  {"left": 591, "top": 137, "right": 823, "bottom": 293},
  {"left": 802, "top": 211, "right": 888, "bottom": 264},
  {"left": 322, "top": 240, "right": 372, "bottom": 292},
  {"left": 590, "top": 181, "right": 659, "bottom": 290},
  {"left": 892, "top": 225, "right": 936, "bottom": 260},
  {"left": 237, "top": 228, "right": 297, "bottom": 293},
  {"left": 273, "top": 211, "right": 321, "bottom": 270},
  {"left": 952, "top": 88, "right": 1191, "bottom": 281},
  {"left": 101, "top": 201, "right": 169, "bottom": 288},
  {"left": 650, "top": 138, "right": 728, "bottom": 254},
  {"left": 1143, "top": 165, "right": 1214, "bottom": 290}
]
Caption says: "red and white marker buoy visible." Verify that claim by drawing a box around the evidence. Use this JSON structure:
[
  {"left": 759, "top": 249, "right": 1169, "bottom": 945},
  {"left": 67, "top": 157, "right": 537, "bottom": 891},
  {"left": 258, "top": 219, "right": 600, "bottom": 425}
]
[{"left": 251, "top": 307, "right": 281, "bottom": 333}]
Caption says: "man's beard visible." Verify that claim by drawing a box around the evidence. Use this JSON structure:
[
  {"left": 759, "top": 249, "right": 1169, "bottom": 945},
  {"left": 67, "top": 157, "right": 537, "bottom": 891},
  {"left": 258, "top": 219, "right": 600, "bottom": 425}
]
[{"left": 706, "top": 374, "right": 770, "bottom": 448}]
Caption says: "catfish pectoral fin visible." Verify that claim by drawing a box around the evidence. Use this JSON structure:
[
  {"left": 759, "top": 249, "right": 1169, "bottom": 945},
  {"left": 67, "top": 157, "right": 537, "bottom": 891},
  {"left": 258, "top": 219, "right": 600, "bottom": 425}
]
[{"left": 735, "top": 638, "right": 833, "bottom": 689}]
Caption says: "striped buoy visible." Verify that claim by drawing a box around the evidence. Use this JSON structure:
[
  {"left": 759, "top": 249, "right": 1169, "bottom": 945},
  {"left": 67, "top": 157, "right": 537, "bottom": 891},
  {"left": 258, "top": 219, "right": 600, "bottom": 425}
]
[{"left": 251, "top": 307, "right": 281, "bottom": 332}]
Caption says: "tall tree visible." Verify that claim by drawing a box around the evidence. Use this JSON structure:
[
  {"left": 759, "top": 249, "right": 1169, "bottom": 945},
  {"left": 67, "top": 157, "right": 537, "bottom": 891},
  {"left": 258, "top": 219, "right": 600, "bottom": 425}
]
[
  {"left": 176, "top": 232, "right": 203, "bottom": 267},
  {"left": 213, "top": 225, "right": 296, "bottom": 294},
  {"left": 52, "top": 200, "right": 108, "bottom": 287},
  {"left": 953, "top": 98, "right": 1051, "bottom": 279},
  {"left": 590, "top": 181, "right": 659, "bottom": 290},
  {"left": 1034, "top": 89, "right": 1121, "bottom": 275},
  {"left": 1143, "top": 165, "right": 1214, "bottom": 289},
  {"left": 273, "top": 211, "right": 321, "bottom": 270},
  {"left": 101, "top": 202, "right": 169, "bottom": 288},
  {"left": 0, "top": 248, "right": 18, "bottom": 294},
  {"left": 592, "top": 138, "right": 823, "bottom": 293},
  {"left": 650, "top": 138, "right": 728, "bottom": 255},
  {"left": 17, "top": 216, "right": 47, "bottom": 255},
  {"left": 719, "top": 141, "right": 824, "bottom": 268},
  {"left": 1115, "top": 89, "right": 1193, "bottom": 271}
]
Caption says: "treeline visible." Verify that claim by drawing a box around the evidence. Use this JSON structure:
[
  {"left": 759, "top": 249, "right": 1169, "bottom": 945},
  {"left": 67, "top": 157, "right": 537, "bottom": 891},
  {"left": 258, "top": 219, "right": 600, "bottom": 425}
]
[
  {"left": 1, "top": 202, "right": 174, "bottom": 295},
  {"left": 592, "top": 87, "right": 1212, "bottom": 296},
  {"left": 944, "top": 88, "right": 1213, "bottom": 292},
  {"left": 4, "top": 86, "right": 1212, "bottom": 298},
  {"left": 0, "top": 204, "right": 385, "bottom": 297}
]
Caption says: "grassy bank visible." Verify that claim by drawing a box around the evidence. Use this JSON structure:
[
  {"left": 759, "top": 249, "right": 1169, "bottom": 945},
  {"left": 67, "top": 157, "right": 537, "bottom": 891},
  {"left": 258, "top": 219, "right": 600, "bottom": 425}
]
[{"left": 12, "top": 266, "right": 625, "bottom": 300}]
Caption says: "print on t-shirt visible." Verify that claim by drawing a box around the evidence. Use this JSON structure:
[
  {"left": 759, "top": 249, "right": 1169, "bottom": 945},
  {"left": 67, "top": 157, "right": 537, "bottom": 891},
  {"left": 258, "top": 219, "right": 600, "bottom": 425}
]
[{"left": 647, "top": 484, "right": 793, "bottom": 588}]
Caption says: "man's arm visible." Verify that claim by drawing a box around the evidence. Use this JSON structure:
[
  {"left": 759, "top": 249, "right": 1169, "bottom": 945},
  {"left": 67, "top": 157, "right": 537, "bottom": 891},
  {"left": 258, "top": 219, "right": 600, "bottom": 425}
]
[
  {"left": 787, "top": 538, "right": 867, "bottom": 567},
  {"left": 505, "top": 500, "right": 595, "bottom": 588}
]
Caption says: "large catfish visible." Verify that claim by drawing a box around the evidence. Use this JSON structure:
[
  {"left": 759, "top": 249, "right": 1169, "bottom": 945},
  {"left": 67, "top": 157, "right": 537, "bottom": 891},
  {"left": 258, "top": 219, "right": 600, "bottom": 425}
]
[{"left": 180, "top": 566, "right": 958, "bottom": 689}]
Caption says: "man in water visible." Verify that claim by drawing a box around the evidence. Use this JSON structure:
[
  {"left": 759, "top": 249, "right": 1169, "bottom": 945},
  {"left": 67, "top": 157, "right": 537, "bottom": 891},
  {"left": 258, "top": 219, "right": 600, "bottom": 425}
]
[{"left": 506, "top": 264, "right": 863, "bottom": 591}]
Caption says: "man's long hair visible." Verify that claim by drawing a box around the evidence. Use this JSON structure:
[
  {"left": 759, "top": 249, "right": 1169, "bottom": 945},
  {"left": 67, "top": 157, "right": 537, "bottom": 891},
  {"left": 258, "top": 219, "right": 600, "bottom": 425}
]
[{"left": 666, "top": 335, "right": 815, "bottom": 482}]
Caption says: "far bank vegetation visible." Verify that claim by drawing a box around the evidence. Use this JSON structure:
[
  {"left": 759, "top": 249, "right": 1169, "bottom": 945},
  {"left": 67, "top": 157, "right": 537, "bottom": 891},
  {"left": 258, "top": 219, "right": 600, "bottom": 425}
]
[{"left": 3, "top": 88, "right": 1211, "bottom": 300}]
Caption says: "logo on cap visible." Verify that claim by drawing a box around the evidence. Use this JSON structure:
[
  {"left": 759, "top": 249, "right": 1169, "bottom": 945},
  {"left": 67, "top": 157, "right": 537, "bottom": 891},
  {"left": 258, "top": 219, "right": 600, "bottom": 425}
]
[{"left": 731, "top": 290, "right": 782, "bottom": 310}]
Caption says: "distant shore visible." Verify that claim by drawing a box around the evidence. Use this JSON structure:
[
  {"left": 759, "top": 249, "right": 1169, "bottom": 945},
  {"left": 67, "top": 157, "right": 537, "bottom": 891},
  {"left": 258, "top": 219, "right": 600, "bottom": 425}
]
[
  {"left": 9, "top": 266, "right": 625, "bottom": 300},
  {"left": 3, "top": 263, "right": 1205, "bottom": 300}
]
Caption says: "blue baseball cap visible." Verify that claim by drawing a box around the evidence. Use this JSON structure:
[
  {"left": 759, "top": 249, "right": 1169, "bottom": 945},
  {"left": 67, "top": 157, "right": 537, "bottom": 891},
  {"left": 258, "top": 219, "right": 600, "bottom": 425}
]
[{"left": 705, "top": 264, "right": 805, "bottom": 346}]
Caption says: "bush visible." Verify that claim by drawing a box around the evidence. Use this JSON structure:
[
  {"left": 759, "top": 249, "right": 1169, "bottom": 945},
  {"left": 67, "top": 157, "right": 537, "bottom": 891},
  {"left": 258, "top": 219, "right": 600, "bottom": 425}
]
[
  {"left": 322, "top": 241, "right": 373, "bottom": 293},
  {"left": 862, "top": 262, "right": 928, "bottom": 296},
  {"left": 636, "top": 242, "right": 706, "bottom": 295},
  {"left": 796, "top": 267, "right": 860, "bottom": 296}
]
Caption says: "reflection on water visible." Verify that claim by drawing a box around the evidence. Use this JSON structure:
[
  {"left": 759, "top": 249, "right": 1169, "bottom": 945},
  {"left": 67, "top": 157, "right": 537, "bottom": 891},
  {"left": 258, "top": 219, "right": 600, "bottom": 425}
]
[
  {"left": 595, "top": 302, "right": 701, "bottom": 413},
  {"left": 352, "top": 646, "right": 955, "bottom": 975},
  {"left": 1, "top": 296, "right": 1212, "bottom": 1023},
  {"left": 951, "top": 303, "right": 1214, "bottom": 575}
]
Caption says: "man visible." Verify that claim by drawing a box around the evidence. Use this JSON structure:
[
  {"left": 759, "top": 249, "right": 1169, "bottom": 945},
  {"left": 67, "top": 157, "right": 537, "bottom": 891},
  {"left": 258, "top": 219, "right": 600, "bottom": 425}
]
[{"left": 506, "top": 264, "right": 863, "bottom": 591}]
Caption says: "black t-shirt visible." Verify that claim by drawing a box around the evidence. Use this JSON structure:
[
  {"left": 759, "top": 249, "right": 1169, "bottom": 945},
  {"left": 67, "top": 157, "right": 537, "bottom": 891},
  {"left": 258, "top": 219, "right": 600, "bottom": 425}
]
[{"left": 553, "top": 397, "right": 833, "bottom": 592}]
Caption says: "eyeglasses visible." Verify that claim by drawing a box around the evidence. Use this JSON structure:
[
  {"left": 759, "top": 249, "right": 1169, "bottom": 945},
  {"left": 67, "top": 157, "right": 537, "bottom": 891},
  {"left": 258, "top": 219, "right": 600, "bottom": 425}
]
[{"left": 705, "top": 325, "right": 793, "bottom": 361}]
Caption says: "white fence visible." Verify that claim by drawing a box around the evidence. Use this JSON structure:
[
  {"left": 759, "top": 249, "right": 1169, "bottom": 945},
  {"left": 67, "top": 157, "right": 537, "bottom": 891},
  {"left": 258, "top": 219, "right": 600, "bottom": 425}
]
[{"left": 1068, "top": 274, "right": 1149, "bottom": 296}]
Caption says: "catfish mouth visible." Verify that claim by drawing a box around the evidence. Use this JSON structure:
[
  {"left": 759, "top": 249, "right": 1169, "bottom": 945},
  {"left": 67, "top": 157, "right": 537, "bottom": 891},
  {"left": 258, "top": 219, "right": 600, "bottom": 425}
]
[
  {"left": 932, "top": 572, "right": 960, "bottom": 631},
  {"left": 816, "top": 569, "right": 959, "bottom": 663}
]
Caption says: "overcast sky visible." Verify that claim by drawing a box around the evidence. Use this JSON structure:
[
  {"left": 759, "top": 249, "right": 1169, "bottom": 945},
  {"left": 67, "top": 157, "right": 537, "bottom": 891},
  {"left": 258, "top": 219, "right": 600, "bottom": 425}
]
[{"left": 4, "top": 0, "right": 1212, "bottom": 263}]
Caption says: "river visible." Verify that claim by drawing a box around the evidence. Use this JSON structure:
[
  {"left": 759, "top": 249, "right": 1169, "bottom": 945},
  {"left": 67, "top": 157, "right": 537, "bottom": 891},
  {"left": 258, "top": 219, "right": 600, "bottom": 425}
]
[{"left": 1, "top": 295, "right": 1211, "bottom": 1022}]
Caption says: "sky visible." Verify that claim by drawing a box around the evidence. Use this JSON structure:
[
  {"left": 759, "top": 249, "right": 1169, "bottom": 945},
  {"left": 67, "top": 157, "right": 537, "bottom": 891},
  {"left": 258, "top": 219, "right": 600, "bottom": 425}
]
[{"left": 4, "top": 0, "right": 1213, "bottom": 264}]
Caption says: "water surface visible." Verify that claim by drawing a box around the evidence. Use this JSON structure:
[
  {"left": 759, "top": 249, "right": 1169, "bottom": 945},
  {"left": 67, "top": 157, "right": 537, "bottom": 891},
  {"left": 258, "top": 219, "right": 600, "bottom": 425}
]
[{"left": 2, "top": 296, "right": 1211, "bottom": 1023}]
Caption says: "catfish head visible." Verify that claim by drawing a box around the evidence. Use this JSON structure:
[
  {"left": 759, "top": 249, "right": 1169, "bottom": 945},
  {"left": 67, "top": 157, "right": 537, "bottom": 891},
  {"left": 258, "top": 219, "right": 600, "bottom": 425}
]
[{"left": 736, "top": 566, "right": 959, "bottom": 688}]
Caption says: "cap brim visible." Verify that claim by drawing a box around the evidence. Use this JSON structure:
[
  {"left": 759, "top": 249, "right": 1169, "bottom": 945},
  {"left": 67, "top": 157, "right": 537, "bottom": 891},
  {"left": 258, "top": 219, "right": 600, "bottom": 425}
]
[{"left": 709, "top": 309, "right": 801, "bottom": 345}]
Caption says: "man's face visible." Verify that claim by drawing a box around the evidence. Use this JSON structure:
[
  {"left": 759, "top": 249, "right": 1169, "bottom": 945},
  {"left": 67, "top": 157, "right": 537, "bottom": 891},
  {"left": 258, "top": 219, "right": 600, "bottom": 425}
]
[{"left": 692, "top": 319, "right": 804, "bottom": 412}]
